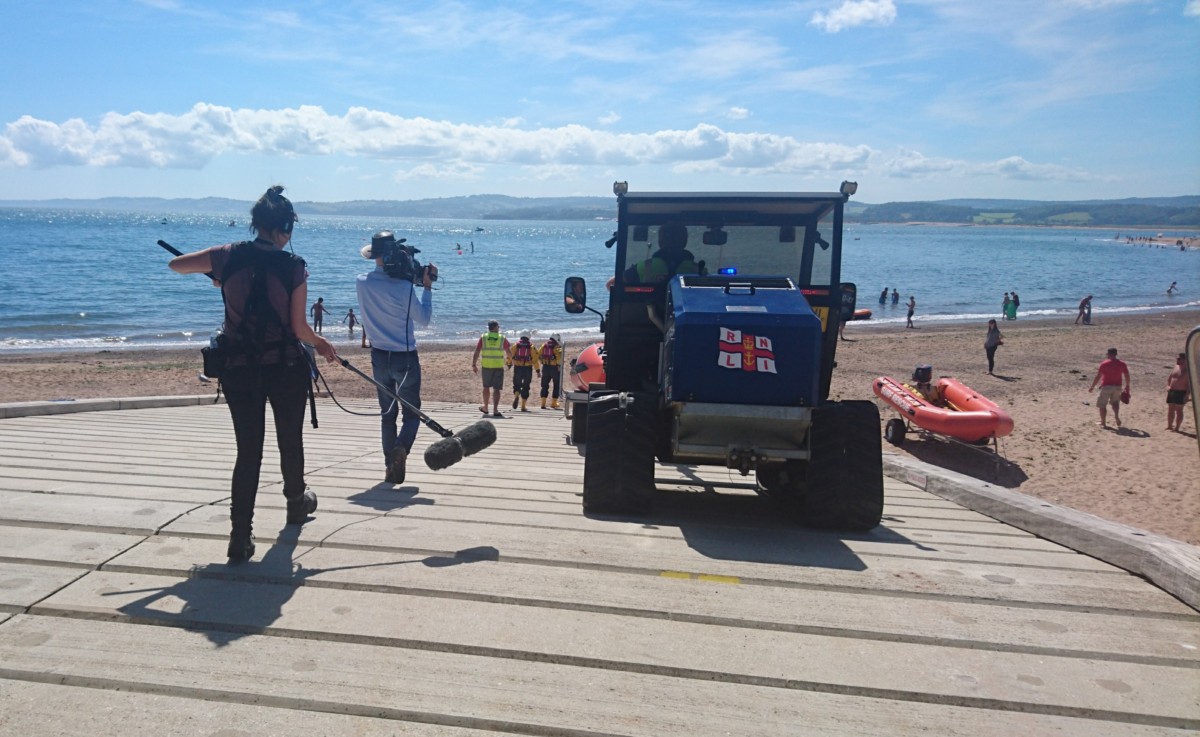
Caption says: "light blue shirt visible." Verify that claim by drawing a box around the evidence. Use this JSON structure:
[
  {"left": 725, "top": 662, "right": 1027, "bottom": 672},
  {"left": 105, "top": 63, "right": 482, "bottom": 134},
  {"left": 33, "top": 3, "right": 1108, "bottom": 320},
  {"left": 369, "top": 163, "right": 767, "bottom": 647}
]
[{"left": 355, "top": 267, "right": 433, "bottom": 352}]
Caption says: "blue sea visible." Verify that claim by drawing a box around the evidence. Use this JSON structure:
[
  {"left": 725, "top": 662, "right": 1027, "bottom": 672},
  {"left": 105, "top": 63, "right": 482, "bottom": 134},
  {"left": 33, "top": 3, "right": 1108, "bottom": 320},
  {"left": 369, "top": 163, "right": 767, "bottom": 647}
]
[{"left": 0, "top": 207, "right": 1195, "bottom": 353}]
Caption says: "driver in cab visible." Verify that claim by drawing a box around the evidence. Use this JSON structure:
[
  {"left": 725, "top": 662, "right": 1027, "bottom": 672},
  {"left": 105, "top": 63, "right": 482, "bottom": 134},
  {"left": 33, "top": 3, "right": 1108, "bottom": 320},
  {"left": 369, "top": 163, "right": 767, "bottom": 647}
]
[{"left": 608, "top": 223, "right": 702, "bottom": 289}]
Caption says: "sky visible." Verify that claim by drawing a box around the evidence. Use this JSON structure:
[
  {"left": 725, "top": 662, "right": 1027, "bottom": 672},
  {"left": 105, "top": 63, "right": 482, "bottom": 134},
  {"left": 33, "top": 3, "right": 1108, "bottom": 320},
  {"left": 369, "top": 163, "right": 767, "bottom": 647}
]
[{"left": 1, "top": 0, "right": 1197, "bottom": 204}]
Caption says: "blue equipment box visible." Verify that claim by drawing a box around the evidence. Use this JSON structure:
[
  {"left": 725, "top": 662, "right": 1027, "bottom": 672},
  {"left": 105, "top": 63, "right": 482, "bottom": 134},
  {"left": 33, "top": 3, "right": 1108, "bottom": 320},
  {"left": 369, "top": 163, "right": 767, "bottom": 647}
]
[{"left": 663, "top": 277, "right": 822, "bottom": 406}]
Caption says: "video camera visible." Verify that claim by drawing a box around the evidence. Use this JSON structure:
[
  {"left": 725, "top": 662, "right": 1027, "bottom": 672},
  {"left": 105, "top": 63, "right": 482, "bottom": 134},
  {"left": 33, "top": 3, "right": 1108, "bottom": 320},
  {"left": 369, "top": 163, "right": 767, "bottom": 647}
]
[{"left": 370, "top": 231, "right": 438, "bottom": 284}]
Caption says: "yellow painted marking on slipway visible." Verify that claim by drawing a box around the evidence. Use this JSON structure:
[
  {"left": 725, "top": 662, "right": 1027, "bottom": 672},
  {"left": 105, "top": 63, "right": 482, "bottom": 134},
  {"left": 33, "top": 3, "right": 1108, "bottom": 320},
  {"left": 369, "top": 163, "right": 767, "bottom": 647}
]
[{"left": 660, "top": 571, "right": 741, "bottom": 585}]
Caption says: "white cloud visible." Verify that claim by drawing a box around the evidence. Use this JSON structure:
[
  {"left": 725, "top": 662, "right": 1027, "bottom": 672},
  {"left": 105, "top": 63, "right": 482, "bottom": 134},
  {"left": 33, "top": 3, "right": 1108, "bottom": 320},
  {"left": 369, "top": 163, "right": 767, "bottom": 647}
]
[
  {"left": 876, "top": 149, "right": 1098, "bottom": 182},
  {"left": 810, "top": 0, "right": 897, "bottom": 33},
  {"left": 0, "top": 104, "right": 1100, "bottom": 187},
  {"left": 727, "top": 107, "right": 750, "bottom": 120},
  {"left": 1060, "top": 0, "right": 1143, "bottom": 8},
  {"left": 1186, "top": 0, "right": 1200, "bottom": 16},
  {"left": 598, "top": 111, "right": 621, "bottom": 125}
]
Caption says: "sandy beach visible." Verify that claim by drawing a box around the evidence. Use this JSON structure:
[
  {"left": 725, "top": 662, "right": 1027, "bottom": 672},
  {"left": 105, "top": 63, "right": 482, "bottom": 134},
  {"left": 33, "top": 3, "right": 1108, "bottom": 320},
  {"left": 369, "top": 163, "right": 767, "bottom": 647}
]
[{"left": 2, "top": 311, "right": 1197, "bottom": 544}]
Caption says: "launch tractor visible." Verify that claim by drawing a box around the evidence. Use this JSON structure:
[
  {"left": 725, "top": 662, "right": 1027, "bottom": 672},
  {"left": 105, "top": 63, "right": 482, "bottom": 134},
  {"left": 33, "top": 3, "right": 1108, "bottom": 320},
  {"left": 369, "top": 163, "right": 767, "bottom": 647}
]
[{"left": 563, "top": 182, "right": 883, "bottom": 530}]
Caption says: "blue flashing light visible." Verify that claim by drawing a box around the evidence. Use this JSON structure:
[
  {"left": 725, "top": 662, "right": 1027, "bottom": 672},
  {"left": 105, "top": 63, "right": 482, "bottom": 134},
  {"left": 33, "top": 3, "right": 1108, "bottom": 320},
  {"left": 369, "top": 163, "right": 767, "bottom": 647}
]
[{"left": 718, "top": 267, "right": 738, "bottom": 275}]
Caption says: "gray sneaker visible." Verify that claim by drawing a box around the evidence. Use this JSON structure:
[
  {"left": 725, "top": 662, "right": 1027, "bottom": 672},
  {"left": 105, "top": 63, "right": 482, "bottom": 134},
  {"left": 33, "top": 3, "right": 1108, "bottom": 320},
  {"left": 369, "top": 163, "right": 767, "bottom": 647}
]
[{"left": 385, "top": 446, "right": 408, "bottom": 485}]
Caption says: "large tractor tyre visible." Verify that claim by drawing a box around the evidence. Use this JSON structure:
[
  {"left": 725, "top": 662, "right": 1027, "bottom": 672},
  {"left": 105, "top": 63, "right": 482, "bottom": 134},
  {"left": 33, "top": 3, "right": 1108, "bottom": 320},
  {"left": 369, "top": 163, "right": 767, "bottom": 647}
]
[
  {"left": 802, "top": 400, "right": 885, "bottom": 531},
  {"left": 884, "top": 418, "right": 906, "bottom": 446},
  {"left": 582, "top": 391, "right": 656, "bottom": 515}
]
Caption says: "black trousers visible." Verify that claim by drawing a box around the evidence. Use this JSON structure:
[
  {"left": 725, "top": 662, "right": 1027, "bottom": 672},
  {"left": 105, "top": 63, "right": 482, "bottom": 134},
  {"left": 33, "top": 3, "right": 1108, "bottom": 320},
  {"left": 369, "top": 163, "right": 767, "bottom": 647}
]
[
  {"left": 221, "top": 360, "right": 310, "bottom": 526},
  {"left": 540, "top": 364, "right": 561, "bottom": 398},
  {"left": 512, "top": 365, "right": 534, "bottom": 398},
  {"left": 985, "top": 346, "right": 998, "bottom": 373}
]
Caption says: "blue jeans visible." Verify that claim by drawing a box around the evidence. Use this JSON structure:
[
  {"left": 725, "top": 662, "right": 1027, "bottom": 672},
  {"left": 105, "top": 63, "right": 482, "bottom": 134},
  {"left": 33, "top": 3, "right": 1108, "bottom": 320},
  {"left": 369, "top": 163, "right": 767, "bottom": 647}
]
[{"left": 371, "top": 348, "right": 422, "bottom": 460}]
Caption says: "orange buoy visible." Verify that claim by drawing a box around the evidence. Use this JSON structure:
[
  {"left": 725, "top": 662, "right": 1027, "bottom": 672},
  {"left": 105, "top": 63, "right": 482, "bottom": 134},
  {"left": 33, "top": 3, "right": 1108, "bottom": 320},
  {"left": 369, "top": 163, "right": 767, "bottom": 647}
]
[{"left": 569, "top": 342, "right": 606, "bottom": 392}]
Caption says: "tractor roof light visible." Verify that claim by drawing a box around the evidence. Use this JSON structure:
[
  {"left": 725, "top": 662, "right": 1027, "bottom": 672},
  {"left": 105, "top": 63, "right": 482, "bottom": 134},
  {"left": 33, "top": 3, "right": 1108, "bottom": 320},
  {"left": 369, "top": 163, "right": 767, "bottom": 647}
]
[
  {"left": 613, "top": 181, "right": 629, "bottom": 196},
  {"left": 840, "top": 181, "right": 858, "bottom": 197}
]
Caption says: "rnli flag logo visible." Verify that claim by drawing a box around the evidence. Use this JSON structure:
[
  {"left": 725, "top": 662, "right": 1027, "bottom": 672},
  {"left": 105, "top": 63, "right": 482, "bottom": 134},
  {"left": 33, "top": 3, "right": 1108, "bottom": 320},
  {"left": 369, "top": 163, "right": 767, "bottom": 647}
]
[{"left": 717, "top": 327, "right": 777, "bottom": 374}]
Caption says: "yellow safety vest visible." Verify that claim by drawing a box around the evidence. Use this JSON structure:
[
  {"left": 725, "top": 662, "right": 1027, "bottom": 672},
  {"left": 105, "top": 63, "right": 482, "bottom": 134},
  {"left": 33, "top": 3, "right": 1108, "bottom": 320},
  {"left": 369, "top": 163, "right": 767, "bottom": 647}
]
[
  {"left": 635, "top": 256, "right": 700, "bottom": 283},
  {"left": 479, "top": 332, "right": 506, "bottom": 369}
]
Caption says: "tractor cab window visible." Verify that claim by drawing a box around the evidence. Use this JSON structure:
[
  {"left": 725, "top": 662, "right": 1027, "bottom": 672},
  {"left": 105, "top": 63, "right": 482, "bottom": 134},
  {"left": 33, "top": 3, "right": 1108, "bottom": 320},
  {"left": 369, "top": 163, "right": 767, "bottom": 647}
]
[
  {"left": 803, "top": 208, "right": 837, "bottom": 289},
  {"left": 619, "top": 223, "right": 809, "bottom": 286}
]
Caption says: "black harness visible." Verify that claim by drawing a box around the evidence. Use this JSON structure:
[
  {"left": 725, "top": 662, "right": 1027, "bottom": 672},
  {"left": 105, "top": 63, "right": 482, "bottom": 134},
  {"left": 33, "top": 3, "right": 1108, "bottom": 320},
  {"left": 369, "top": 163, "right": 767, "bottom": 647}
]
[
  {"left": 219, "top": 241, "right": 304, "bottom": 364},
  {"left": 214, "top": 241, "right": 319, "bottom": 427}
]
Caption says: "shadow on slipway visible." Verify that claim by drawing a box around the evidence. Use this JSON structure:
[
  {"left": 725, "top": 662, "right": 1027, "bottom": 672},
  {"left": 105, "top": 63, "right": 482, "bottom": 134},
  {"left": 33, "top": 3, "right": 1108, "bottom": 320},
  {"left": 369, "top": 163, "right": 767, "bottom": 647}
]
[
  {"left": 109, "top": 526, "right": 497, "bottom": 648},
  {"left": 584, "top": 465, "right": 935, "bottom": 573}
]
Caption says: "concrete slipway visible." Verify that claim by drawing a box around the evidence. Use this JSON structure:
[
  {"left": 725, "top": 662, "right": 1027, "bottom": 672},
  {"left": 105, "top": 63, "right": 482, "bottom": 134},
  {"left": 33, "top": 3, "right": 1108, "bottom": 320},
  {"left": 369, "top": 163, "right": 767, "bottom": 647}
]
[{"left": 0, "top": 396, "right": 1196, "bottom": 736}]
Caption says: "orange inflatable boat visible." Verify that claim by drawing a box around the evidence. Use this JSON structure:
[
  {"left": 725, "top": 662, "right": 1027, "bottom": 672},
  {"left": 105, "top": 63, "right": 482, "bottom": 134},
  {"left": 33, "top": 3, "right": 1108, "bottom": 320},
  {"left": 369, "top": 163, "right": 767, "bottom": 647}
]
[{"left": 873, "top": 376, "right": 1014, "bottom": 444}]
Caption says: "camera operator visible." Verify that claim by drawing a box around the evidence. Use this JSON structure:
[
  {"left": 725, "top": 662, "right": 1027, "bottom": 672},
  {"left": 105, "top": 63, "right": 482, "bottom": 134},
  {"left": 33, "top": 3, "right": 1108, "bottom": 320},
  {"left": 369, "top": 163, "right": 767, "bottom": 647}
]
[{"left": 356, "top": 231, "right": 437, "bottom": 485}]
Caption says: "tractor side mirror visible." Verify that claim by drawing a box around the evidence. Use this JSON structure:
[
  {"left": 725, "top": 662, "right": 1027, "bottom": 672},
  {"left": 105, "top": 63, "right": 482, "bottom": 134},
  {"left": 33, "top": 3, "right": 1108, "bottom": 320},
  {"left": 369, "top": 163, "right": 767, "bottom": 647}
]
[{"left": 564, "top": 277, "right": 587, "bottom": 313}]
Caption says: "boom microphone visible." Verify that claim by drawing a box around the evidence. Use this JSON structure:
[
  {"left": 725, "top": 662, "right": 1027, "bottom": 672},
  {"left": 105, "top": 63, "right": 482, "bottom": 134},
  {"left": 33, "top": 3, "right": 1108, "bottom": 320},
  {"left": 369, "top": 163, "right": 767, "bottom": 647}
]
[
  {"left": 424, "top": 420, "right": 497, "bottom": 470},
  {"left": 338, "top": 358, "right": 497, "bottom": 470},
  {"left": 157, "top": 239, "right": 216, "bottom": 281}
]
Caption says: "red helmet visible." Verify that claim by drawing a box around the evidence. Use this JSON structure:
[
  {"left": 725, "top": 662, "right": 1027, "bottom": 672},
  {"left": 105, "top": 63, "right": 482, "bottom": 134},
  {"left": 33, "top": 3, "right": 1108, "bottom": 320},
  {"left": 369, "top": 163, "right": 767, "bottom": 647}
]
[{"left": 569, "top": 342, "right": 606, "bottom": 392}]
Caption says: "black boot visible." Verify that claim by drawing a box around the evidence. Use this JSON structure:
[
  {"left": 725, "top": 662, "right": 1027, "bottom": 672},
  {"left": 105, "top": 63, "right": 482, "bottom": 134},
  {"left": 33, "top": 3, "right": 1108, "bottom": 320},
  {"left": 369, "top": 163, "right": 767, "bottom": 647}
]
[
  {"left": 227, "top": 522, "right": 255, "bottom": 561},
  {"left": 286, "top": 488, "right": 319, "bottom": 525}
]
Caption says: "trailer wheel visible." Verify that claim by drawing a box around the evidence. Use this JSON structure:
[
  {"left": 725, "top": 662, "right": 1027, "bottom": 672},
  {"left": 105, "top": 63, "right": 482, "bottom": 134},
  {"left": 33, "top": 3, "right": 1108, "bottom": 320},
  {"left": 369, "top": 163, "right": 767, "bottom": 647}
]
[
  {"left": 570, "top": 403, "right": 588, "bottom": 444},
  {"left": 803, "top": 400, "right": 884, "bottom": 531},
  {"left": 884, "top": 418, "right": 906, "bottom": 446},
  {"left": 582, "top": 391, "right": 655, "bottom": 515}
]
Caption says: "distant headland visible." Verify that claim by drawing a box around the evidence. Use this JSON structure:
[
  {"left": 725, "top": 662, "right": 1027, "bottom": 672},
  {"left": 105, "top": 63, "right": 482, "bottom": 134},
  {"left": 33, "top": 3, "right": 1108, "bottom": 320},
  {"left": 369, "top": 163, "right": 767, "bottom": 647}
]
[{"left": 1, "top": 193, "right": 1197, "bottom": 228}]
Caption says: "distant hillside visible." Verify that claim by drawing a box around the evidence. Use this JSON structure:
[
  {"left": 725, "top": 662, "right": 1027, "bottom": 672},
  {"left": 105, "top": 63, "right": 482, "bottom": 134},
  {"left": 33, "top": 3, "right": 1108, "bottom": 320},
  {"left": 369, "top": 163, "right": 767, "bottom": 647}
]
[
  {"left": 933, "top": 196, "right": 1200, "bottom": 210},
  {"left": 854, "top": 199, "right": 1200, "bottom": 227},
  {"left": 1, "top": 193, "right": 1197, "bottom": 227}
]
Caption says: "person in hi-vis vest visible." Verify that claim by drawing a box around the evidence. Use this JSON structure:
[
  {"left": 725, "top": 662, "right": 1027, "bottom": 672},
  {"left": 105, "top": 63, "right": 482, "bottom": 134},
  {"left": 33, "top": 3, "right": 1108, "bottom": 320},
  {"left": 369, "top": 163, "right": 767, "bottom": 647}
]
[
  {"left": 623, "top": 223, "right": 700, "bottom": 283},
  {"left": 472, "top": 320, "right": 512, "bottom": 417}
]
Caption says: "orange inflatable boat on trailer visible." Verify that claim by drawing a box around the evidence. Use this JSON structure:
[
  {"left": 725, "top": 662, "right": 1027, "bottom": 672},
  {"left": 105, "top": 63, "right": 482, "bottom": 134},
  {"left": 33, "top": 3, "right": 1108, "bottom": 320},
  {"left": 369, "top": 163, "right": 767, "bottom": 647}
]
[{"left": 873, "top": 374, "right": 1014, "bottom": 445}]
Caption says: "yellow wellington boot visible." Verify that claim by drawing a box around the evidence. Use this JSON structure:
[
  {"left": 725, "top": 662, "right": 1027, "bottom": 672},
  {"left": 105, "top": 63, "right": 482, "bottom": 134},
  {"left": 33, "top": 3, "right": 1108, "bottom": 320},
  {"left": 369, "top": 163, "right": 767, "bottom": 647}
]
[
  {"left": 551, "top": 397, "right": 560, "bottom": 410},
  {"left": 540, "top": 397, "right": 547, "bottom": 409},
  {"left": 520, "top": 397, "right": 529, "bottom": 412}
]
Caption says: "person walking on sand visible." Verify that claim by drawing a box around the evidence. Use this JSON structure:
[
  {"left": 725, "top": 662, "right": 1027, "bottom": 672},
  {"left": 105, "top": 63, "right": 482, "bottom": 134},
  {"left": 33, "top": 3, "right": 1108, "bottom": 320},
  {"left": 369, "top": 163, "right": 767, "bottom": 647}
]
[
  {"left": 1010, "top": 290, "right": 1020, "bottom": 318},
  {"left": 1075, "top": 295, "right": 1092, "bottom": 324},
  {"left": 1166, "top": 353, "right": 1191, "bottom": 431},
  {"left": 310, "top": 296, "right": 331, "bottom": 333},
  {"left": 1089, "top": 347, "right": 1130, "bottom": 429},
  {"left": 538, "top": 333, "right": 564, "bottom": 409},
  {"left": 472, "top": 320, "right": 511, "bottom": 417},
  {"left": 905, "top": 295, "right": 916, "bottom": 328},
  {"left": 1002, "top": 292, "right": 1011, "bottom": 319},
  {"left": 507, "top": 332, "right": 540, "bottom": 412},
  {"left": 167, "top": 185, "right": 335, "bottom": 561},
  {"left": 984, "top": 319, "right": 1003, "bottom": 375}
]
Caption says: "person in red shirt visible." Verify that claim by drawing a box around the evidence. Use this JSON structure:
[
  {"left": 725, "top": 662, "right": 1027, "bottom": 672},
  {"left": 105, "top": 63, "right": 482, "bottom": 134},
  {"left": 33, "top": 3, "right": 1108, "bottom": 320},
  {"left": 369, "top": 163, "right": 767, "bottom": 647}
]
[{"left": 1088, "top": 347, "right": 1131, "bottom": 428}]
